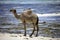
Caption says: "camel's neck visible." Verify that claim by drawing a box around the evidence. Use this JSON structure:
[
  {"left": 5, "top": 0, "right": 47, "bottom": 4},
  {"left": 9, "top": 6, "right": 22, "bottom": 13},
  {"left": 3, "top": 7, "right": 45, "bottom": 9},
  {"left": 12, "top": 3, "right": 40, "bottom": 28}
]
[{"left": 13, "top": 12, "right": 19, "bottom": 18}]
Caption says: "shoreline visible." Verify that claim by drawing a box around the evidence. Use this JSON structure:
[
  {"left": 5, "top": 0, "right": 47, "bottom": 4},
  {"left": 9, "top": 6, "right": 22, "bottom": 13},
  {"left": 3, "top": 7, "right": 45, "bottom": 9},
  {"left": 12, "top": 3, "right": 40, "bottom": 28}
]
[{"left": 0, "top": 33, "right": 60, "bottom": 40}]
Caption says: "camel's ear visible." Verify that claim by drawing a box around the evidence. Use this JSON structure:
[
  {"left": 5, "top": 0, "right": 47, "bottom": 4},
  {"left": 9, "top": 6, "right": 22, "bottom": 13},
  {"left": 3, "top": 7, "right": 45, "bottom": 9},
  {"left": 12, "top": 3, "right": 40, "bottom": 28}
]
[
  {"left": 14, "top": 10, "right": 16, "bottom": 12},
  {"left": 10, "top": 10, "right": 12, "bottom": 12}
]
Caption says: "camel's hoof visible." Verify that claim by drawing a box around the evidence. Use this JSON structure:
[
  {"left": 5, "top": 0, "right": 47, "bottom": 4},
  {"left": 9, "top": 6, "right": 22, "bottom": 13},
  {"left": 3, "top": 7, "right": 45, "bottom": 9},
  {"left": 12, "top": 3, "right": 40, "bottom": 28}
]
[
  {"left": 35, "top": 36, "right": 38, "bottom": 37},
  {"left": 29, "top": 35, "right": 32, "bottom": 38},
  {"left": 35, "top": 35, "right": 38, "bottom": 37},
  {"left": 29, "top": 36, "right": 32, "bottom": 38},
  {"left": 24, "top": 34, "right": 26, "bottom": 36}
]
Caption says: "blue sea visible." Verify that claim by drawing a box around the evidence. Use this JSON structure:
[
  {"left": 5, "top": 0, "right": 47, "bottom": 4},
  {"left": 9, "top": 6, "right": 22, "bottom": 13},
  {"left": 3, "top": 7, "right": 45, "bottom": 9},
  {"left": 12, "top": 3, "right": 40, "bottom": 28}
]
[{"left": 0, "top": 4, "right": 60, "bottom": 24}]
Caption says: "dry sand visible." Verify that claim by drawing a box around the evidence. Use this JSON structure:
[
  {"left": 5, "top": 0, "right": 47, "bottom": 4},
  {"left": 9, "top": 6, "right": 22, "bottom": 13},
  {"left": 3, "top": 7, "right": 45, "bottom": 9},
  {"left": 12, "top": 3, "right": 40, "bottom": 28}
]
[{"left": 0, "top": 33, "right": 60, "bottom": 40}]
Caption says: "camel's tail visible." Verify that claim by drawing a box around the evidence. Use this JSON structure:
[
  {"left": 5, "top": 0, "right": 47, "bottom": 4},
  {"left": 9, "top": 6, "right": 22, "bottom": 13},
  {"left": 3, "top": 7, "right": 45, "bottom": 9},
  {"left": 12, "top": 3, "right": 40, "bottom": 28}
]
[
  {"left": 36, "top": 16, "right": 39, "bottom": 31},
  {"left": 36, "top": 16, "right": 39, "bottom": 25}
]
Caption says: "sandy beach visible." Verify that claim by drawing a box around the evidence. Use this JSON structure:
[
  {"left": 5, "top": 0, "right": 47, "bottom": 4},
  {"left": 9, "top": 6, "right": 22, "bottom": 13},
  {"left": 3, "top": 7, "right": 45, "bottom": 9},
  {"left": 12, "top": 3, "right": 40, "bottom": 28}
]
[{"left": 0, "top": 33, "right": 60, "bottom": 40}]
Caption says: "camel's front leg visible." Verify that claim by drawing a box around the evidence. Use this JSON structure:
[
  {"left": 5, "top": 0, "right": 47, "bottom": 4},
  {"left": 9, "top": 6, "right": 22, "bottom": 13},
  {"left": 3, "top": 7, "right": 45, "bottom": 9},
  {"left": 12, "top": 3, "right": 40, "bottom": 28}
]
[{"left": 23, "top": 21, "right": 26, "bottom": 36}]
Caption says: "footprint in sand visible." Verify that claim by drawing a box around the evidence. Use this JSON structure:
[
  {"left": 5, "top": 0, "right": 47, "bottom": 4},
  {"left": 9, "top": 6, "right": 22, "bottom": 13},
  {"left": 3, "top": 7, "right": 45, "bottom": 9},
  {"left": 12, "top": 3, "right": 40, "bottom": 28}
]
[
  {"left": 49, "top": 39, "right": 52, "bottom": 40},
  {"left": 10, "top": 35, "right": 17, "bottom": 37},
  {"left": 24, "top": 38, "right": 29, "bottom": 40},
  {"left": 19, "top": 35, "right": 22, "bottom": 37}
]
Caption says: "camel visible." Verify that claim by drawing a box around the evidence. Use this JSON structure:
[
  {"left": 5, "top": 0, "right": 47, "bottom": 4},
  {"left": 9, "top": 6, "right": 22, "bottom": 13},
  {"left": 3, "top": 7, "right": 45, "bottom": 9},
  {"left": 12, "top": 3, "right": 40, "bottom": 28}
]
[{"left": 10, "top": 8, "right": 39, "bottom": 37}]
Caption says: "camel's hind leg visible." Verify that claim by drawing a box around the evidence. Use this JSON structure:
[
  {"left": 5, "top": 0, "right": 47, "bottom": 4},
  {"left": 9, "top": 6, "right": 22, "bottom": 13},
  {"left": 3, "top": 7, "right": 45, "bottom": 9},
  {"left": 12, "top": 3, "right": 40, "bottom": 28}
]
[
  {"left": 29, "top": 23, "right": 35, "bottom": 37},
  {"left": 35, "top": 17, "right": 39, "bottom": 37},
  {"left": 35, "top": 24, "right": 39, "bottom": 37}
]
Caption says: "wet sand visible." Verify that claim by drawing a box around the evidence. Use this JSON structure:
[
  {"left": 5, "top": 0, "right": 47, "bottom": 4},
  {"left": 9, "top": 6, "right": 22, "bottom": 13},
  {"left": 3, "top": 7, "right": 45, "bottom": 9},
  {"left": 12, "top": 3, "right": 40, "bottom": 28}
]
[{"left": 0, "top": 33, "right": 60, "bottom": 40}]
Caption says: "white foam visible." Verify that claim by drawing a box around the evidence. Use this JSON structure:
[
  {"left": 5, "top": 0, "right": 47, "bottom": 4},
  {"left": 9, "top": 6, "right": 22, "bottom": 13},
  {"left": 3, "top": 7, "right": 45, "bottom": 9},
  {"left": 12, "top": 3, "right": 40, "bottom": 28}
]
[
  {"left": 12, "top": 7, "right": 23, "bottom": 9},
  {"left": 36, "top": 13, "right": 60, "bottom": 17}
]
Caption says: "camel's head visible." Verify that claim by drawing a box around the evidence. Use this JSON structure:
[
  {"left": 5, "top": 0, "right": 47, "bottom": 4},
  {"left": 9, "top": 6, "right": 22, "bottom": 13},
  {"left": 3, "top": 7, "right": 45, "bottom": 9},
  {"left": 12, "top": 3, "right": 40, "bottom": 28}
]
[{"left": 10, "top": 9, "right": 16, "bottom": 13}]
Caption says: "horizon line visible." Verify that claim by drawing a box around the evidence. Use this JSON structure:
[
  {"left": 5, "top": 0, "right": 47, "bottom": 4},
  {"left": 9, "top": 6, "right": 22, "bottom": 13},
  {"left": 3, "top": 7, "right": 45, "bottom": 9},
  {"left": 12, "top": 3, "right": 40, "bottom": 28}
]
[{"left": 0, "top": 1, "right": 60, "bottom": 4}]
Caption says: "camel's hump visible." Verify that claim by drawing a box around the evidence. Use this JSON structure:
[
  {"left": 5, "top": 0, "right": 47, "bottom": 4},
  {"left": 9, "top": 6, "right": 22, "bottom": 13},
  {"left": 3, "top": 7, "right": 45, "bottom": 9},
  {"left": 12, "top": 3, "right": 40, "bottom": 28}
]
[{"left": 21, "top": 13, "right": 38, "bottom": 18}]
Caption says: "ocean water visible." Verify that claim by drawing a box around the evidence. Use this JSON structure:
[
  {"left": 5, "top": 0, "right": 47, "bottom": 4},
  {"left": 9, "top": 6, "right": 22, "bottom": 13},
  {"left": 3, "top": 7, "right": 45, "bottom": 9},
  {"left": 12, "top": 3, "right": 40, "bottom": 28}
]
[{"left": 0, "top": 4, "right": 60, "bottom": 24}]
